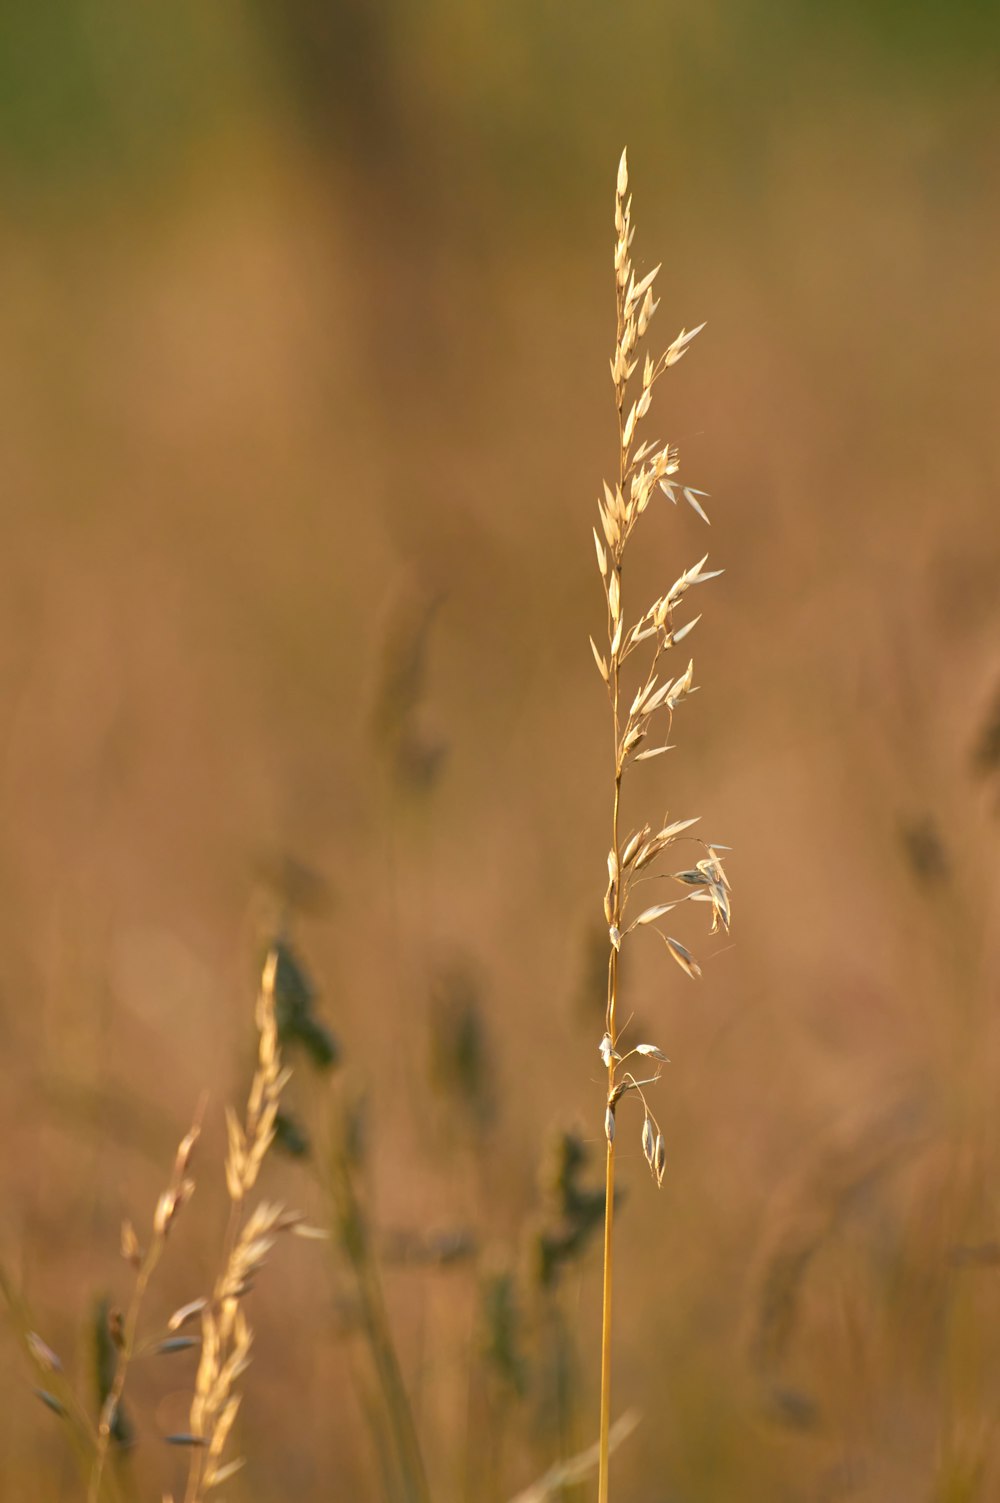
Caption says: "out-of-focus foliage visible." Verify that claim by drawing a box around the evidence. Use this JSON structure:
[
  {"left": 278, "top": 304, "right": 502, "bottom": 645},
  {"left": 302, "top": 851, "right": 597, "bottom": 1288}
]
[{"left": 0, "top": 0, "right": 999, "bottom": 1498}]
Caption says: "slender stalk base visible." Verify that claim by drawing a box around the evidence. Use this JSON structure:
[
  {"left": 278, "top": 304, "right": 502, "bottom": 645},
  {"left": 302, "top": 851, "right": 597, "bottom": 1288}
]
[{"left": 598, "top": 1139, "right": 616, "bottom": 1503}]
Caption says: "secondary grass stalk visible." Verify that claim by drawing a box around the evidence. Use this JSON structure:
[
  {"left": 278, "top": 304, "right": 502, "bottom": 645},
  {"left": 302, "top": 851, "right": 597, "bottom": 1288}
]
[
  {"left": 89, "top": 1114, "right": 202, "bottom": 1503},
  {"left": 359, "top": 1250, "right": 431, "bottom": 1503},
  {"left": 88, "top": 1248, "right": 157, "bottom": 1503},
  {"left": 328, "top": 1115, "right": 432, "bottom": 1503}
]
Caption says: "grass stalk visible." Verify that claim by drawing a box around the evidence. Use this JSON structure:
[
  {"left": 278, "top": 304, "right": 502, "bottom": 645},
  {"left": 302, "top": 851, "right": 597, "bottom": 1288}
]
[
  {"left": 359, "top": 1249, "right": 431, "bottom": 1503},
  {"left": 597, "top": 1135, "right": 615, "bottom": 1503},
  {"left": 88, "top": 1114, "right": 201, "bottom": 1503},
  {"left": 88, "top": 1252, "right": 155, "bottom": 1503},
  {"left": 598, "top": 286, "right": 629, "bottom": 1498},
  {"left": 591, "top": 147, "right": 731, "bottom": 1499},
  {"left": 328, "top": 1100, "right": 432, "bottom": 1503}
]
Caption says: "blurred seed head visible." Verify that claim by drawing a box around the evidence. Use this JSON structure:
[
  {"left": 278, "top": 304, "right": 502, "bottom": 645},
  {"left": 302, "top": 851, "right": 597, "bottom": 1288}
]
[
  {"left": 763, "top": 1385, "right": 820, "bottom": 1432},
  {"left": 168, "top": 1298, "right": 207, "bottom": 1333},
  {"left": 479, "top": 1267, "right": 527, "bottom": 1398},
  {"left": 371, "top": 582, "right": 448, "bottom": 798},
  {"left": 382, "top": 1225, "right": 477, "bottom": 1268},
  {"left": 971, "top": 677, "right": 1000, "bottom": 782},
  {"left": 533, "top": 1128, "right": 613, "bottom": 1288},
  {"left": 253, "top": 849, "right": 333, "bottom": 919},
  {"left": 26, "top": 1331, "right": 61, "bottom": 1374},
  {"left": 428, "top": 958, "right": 496, "bottom": 1135},
  {"left": 153, "top": 1179, "right": 195, "bottom": 1240},
  {"left": 92, "top": 1297, "right": 133, "bottom": 1449},
  {"left": 33, "top": 1388, "right": 66, "bottom": 1418},
  {"left": 274, "top": 1109, "right": 311, "bottom": 1157},
  {"left": 576, "top": 921, "right": 616, "bottom": 1023},
  {"left": 266, "top": 936, "right": 340, "bottom": 1075},
  {"left": 120, "top": 1219, "right": 141, "bottom": 1270},
  {"left": 899, "top": 814, "right": 949, "bottom": 887},
  {"left": 341, "top": 1084, "right": 369, "bottom": 1170}
]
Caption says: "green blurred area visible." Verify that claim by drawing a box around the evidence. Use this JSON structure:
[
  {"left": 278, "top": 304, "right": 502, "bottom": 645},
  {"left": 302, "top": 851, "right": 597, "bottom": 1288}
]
[{"left": 1, "top": 2, "right": 997, "bottom": 200}]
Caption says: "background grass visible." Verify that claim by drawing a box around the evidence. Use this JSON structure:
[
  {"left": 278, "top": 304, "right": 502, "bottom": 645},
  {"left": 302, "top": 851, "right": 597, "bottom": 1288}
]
[{"left": 1, "top": 3, "right": 999, "bottom": 1498}]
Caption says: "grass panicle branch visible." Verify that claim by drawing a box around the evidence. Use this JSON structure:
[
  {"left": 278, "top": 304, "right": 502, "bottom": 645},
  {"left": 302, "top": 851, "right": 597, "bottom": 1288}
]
[
  {"left": 180, "top": 947, "right": 306, "bottom": 1503},
  {"left": 87, "top": 1111, "right": 203, "bottom": 1503},
  {"left": 595, "top": 147, "right": 731, "bottom": 1503}
]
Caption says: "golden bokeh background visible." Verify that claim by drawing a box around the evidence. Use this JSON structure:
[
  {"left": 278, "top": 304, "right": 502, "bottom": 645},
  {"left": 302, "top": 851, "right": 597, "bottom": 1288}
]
[{"left": 2, "top": 4, "right": 999, "bottom": 1499}]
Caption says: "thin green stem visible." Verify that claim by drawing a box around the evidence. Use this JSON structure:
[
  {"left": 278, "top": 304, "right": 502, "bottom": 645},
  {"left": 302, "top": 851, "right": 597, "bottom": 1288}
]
[
  {"left": 329, "top": 1116, "right": 431, "bottom": 1503},
  {"left": 358, "top": 1250, "right": 431, "bottom": 1503},
  {"left": 88, "top": 1248, "right": 160, "bottom": 1503}
]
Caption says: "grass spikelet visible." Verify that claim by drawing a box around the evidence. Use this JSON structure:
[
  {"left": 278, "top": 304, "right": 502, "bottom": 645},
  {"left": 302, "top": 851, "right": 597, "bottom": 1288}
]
[{"left": 594, "top": 147, "right": 730, "bottom": 1501}]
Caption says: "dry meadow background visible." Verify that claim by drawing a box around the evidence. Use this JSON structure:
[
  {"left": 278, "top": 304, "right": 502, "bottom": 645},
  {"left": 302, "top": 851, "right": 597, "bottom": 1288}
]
[{"left": 2, "top": 3, "right": 1000, "bottom": 1500}]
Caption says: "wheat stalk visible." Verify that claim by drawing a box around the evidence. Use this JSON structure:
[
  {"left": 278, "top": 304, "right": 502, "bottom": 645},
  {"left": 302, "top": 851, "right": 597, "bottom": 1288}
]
[{"left": 594, "top": 147, "right": 731, "bottom": 1502}]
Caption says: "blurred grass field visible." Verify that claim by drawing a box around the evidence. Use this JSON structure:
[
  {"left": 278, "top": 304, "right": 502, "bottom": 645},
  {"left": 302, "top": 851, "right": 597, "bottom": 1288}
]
[{"left": 1, "top": 3, "right": 1000, "bottom": 1499}]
